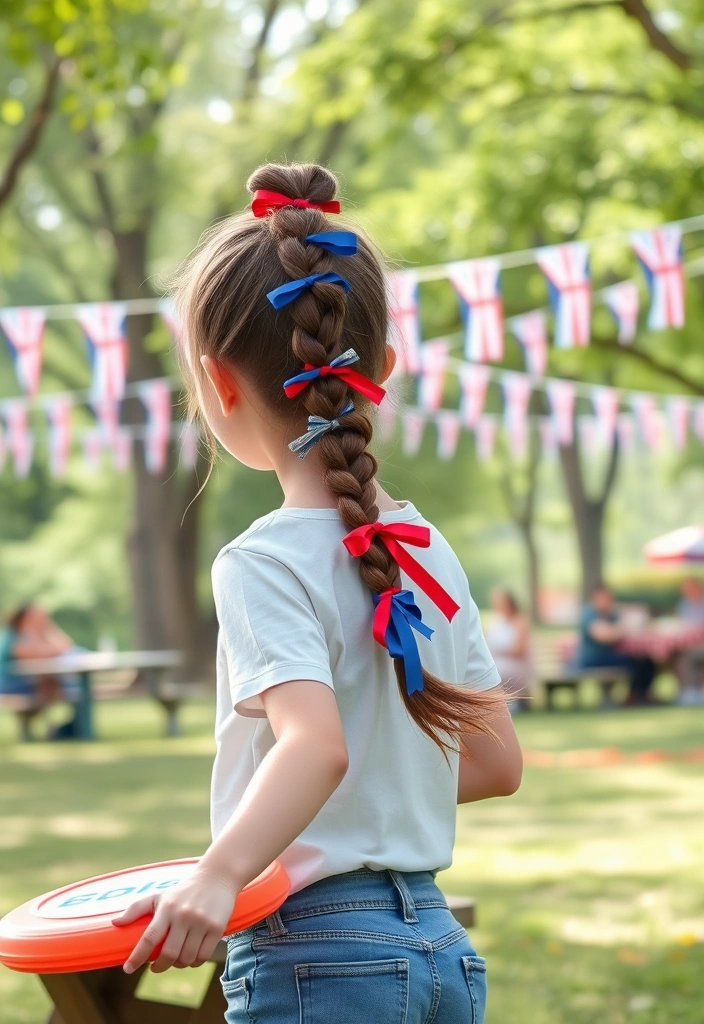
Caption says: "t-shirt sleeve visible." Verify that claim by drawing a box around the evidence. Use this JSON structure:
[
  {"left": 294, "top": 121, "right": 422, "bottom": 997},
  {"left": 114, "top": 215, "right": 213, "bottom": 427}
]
[
  {"left": 212, "top": 547, "right": 334, "bottom": 718},
  {"left": 462, "top": 589, "right": 502, "bottom": 691}
]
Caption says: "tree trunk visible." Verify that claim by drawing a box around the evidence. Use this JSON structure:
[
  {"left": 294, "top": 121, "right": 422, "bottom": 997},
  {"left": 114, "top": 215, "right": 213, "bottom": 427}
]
[
  {"left": 112, "top": 228, "right": 206, "bottom": 678},
  {"left": 558, "top": 431, "right": 620, "bottom": 601},
  {"left": 517, "top": 519, "right": 541, "bottom": 624}
]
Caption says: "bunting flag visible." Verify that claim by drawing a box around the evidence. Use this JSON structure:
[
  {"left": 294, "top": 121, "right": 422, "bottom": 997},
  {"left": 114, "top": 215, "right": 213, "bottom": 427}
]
[
  {"left": 666, "top": 396, "right": 690, "bottom": 451},
  {"left": 616, "top": 413, "right": 636, "bottom": 454},
  {"left": 459, "top": 362, "right": 490, "bottom": 429},
  {"left": 535, "top": 242, "right": 591, "bottom": 348},
  {"left": 388, "top": 271, "right": 421, "bottom": 375},
  {"left": 436, "top": 411, "right": 462, "bottom": 461},
  {"left": 0, "top": 307, "right": 46, "bottom": 397},
  {"left": 3, "top": 400, "right": 34, "bottom": 478},
  {"left": 591, "top": 386, "right": 620, "bottom": 449},
  {"left": 447, "top": 258, "right": 503, "bottom": 362},
  {"left": 76, "top": 302, "right": 128, "bottom": 401},
  {"left": 112, "top": 427, "right": 133, "bottom": 472},
  {"left": 475, "top": 415, "right": 498, "bottom": 462},
  {"left": 82, "top": 428, "right": 104, "bottom": 473},
  {"left": 631, "top": 393, "right": 662, "bottom": 450},
  {"left": 137, "top": 378, "right": 172, "bottom": 474},
  {"left": 510, "top": 310, "right": 548, "bottom": 378},
  {"left": 694, "top": 402, "right": 704, "bottom": 444},
  {"left": 630, "top": 225, "right": 685, "bottom": 330},
  {"left": 179, "top": 421, "right": 200, "bottom": 469},
  {"left": 539, "top": 417, "right": 558, "bottom": 460},
  {"left": 502, "top": 372, "right": 532, "bottom": 458},
  {"left": 602, "top": 281, "right": 639, "bottom": 344},
  {"left": 547, "top": 378, "right": 577, "bottom": 446},
  {"left": 418, "top": 340, "right": 450, "bottom": 411},
  {"left": 376, "top": 394, "right": 398, "bottom": 441},
  {"left": 92, "top": 398, "right": 120, "bottom": 444},
  {"left": 402, "top": 409, "right": 426, "bottom": 456},
  {"left": 45, "top": 396, "right": 72, "bottom": 477},
  {"left": 578, "top": 416, "right": 599, "bottom": 455}
]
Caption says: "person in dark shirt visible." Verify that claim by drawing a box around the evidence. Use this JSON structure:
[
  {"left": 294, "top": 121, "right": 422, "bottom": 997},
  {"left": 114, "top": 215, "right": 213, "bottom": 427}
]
[{"left": 576, "top": 583, "right": 655, "bottom": 705}]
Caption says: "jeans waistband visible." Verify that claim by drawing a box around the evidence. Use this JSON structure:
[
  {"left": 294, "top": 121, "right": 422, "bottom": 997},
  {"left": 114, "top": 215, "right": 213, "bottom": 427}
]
[{"left": 259, "top": 868, "right": 445, "bottom": 937}]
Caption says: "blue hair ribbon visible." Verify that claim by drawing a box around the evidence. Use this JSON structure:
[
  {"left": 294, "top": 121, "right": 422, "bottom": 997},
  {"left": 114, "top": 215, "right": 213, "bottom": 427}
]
[
  {"left": 288, "top": 401, "right": 355, "bottom": 459},
  {"left": 267, "top": 272, "right": 350, "bottom": 310},
  {"left": 305, "top": 232, "right": 358, "bottom": 256},
  {"left": 372, "top": 588, "right": 434, "bottom": 696}
]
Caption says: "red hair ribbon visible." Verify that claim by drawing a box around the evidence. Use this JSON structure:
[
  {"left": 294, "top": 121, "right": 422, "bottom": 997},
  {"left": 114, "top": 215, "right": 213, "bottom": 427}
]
[
  {"left": 251, "top": 190, "right": 341, "bottom": 218},
  {"left": 343, "top": 522, "right": 460, "bottom": 621},
  {"left": 283, "top": 348, "right": 386, "bottom": 405}
]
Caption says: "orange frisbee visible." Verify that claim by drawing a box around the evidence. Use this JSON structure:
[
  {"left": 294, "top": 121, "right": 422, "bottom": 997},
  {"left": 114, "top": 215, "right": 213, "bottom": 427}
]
[{"left": 0, "top": 858, "right": 289, "bottom": 974}]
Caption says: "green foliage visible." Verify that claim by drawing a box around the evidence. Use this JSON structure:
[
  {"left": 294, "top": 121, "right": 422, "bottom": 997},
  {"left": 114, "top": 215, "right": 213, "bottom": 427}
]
[{"left": 2, "top": 0, "right": 704, "bottom": 640}]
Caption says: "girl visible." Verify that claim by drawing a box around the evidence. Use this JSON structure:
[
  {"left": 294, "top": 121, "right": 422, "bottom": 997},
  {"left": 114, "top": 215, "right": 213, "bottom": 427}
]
[{"left": 115, "top": 163, "right": 522, "bottom": 1023}]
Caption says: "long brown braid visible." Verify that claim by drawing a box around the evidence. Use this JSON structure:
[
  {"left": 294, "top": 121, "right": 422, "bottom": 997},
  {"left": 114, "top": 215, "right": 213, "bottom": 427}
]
[{"left": 176, "top": 162, "right": 505, "bottom": 753}]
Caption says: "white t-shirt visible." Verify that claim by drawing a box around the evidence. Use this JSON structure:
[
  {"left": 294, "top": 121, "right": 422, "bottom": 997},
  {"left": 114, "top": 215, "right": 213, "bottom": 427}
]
[{"left": 210, "top": 500, "right": 500, "bottom": 894}]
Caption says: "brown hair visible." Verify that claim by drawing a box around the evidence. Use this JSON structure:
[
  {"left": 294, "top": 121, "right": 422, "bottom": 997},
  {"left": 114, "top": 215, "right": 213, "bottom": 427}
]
[{"left": 174, "top": 162, "right": 505, "bottom": 753}]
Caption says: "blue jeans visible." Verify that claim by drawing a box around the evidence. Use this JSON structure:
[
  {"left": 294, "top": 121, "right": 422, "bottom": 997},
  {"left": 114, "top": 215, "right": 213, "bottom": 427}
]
[{"left": 221, "top": 868, "right": 486, "bottom": 1024}]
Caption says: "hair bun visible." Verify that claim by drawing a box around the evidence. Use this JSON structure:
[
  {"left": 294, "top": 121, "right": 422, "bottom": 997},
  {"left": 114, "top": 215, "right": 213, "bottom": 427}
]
[{"left": 247, "top": 162, "right": 338, "bottom": 206}]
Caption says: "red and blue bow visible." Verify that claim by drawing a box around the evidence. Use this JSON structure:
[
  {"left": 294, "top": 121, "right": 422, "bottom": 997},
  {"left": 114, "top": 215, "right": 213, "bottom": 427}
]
[
  {"left": 343, "top": 522, "right": 460, "bottom": 621},
  {"left": 283, "top": 348, "right": 386, "bottom": 405},
  {"left": 252, "top": 190, "right": 341, "bottom": 218},
  {"left": 267, "top": 272, "right": 350, "bottom": 310},
  {"left": 373, "top": 588, "right": 434, "bottom": 695}
]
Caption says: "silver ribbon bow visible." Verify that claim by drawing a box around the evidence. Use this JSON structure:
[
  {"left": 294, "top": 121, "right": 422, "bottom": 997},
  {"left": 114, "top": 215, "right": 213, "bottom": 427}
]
[{"left": 288, "top": 401, "right": 355, "bottom": 459}]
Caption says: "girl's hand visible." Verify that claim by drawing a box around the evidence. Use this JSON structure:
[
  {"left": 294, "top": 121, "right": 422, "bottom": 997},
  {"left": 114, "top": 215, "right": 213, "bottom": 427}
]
[{"left": 112, "top": 868, "right": 239, "bottom": 974}]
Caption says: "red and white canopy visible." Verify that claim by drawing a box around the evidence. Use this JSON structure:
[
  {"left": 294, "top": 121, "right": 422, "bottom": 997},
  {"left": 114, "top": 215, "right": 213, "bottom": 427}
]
[{"left": 644, "top": 525, "right": 704, "bottom": 564}]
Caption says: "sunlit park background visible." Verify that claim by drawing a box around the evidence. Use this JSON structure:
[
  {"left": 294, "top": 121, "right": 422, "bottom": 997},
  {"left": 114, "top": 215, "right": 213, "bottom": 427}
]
[{"left": 1, "top": 1, "right": 704, "bottom": 1022}]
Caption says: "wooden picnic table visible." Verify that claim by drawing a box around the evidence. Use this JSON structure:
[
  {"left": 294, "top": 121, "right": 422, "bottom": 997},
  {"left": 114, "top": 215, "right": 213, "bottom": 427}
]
[
  {"left": 8, "top": 651, "right": 183, "bottom": 741},
  {"left": 36, "top": 898, "right": 476, "bottom": 1024},
  {"left": 559, "top": 621, "right": 704, "bottom": 666}
]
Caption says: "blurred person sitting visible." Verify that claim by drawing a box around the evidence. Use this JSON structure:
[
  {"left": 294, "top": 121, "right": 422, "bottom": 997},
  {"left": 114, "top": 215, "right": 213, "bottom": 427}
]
[
  {"left": 675, "top": 577, "right": 704, "bottom": 705},
  {"left": 0, "top": 603, "right": 80, "bottom": 730},
  {"left": 575, "top": 583, "right": 655, "bottom": 706},
  {"left": 486, "top": 588, "right": 534, "bottom": 712}
]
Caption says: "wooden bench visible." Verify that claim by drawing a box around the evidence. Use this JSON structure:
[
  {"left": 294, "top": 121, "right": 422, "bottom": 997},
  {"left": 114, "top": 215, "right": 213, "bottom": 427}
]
[
  {"left": 0, "top": 678, "right": 207, "bottom": 742},
  {"left": 39, "top": 898, "right": 475, "bottom": 1023},
  {"left": 533, "top": 630, "right": 630, "bottom": 710},
  {"left": 0, "top": 693, "right": 42, "bottom": 741}
]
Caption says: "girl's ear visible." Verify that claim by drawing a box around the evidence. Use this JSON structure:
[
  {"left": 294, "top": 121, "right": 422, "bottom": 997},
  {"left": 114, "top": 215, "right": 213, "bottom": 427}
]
[
  {"left": 380, "top": 344, "right": 397, "bottom": 383},
  {"left": 200, "top": 355, "right": 239, "bottom": 416}
]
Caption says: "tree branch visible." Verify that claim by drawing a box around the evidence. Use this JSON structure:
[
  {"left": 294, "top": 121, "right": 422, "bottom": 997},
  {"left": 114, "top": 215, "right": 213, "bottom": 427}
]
[
  {"left": 41, "top": 166, "right": 104, "bottom": 231},
  {"left": 15, "top": 207, "right": 90, "bottom": 302},
  {"left": 0, "top": 56, "right": 62, "bottom": 209},
  {"left": 83, "top": 126, "right": 117, "bottom": 233},
  {"left": 243, "top": 0, "right": 282, "bottom": 100},
  {"left": 619, "top": 0, "right": 691, "bottom": 70},
  {"left": 590, "top": 337, "right": 704, "bottom": 396}
]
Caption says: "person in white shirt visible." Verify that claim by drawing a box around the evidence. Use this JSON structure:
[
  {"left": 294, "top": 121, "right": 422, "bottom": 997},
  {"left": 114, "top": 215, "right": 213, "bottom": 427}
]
[
  {"left": 114, "top": 163, "right": 522, "bottom": 1023},
  {"left": 486, "top": 588, "right": 534, "bottom": 712}
]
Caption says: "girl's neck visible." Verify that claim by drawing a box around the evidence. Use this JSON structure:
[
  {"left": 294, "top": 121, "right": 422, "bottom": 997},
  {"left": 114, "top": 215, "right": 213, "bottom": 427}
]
[{"left": 277, "top": 454, "right": 401, "bottom": 513}]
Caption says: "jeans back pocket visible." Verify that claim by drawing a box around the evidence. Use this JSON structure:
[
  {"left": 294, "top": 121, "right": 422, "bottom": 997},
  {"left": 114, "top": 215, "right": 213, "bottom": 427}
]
[
  {"left": 462, "top": 955, "right": 487, "bottom": 1024},
  {"left": 295, "top": 958, "right": 409, "bottom": 1024}
]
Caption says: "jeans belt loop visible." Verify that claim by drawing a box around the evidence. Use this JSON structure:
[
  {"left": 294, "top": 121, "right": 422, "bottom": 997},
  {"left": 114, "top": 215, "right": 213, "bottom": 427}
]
[{"left": 388, "top": 870, "right": 419, "bottom": 924}]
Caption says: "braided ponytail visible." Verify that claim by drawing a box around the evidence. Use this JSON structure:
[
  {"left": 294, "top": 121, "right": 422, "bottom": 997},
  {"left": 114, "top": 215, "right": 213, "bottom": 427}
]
[{"left": 177, "top": 162, "right": 505, "bottom": 754}]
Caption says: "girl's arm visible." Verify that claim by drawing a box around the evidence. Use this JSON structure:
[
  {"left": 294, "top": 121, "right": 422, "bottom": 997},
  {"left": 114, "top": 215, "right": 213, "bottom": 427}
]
[
  {"left": 200, "top": 679, "right": 348, "bottom": 889},
  {"left": 457, "top": 700, "right": 523, "bottom": 803},
  {"left": 116, "top": 679, "right": 348, "bottom": 974}
]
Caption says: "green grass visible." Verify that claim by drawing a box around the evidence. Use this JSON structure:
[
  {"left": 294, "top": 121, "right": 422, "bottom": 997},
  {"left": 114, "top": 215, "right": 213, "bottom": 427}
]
[{"left": 1, "top": 701, "right": 703, "bottom": 1023}]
